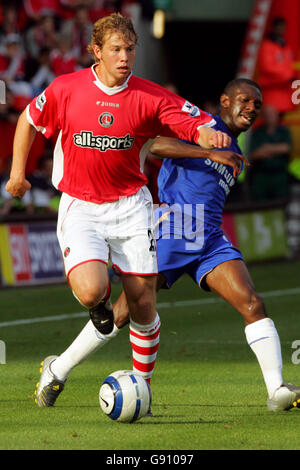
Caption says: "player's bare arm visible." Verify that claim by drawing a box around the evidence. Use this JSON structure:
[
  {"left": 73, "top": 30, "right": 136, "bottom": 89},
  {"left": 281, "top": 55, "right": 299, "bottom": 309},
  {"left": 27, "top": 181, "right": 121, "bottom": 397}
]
[
  {"left": 5, "top": 109, "right": 35, "bottom": 198},
  {"left": 208, "top": 149, "right": 249, "bottom": 177},
  {"left": 149, "top": 137, "right": 249, "bottom": 178}
]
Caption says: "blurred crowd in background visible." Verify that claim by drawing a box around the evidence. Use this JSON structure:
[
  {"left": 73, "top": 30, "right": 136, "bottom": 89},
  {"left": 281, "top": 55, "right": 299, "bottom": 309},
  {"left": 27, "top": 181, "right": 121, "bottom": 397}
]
[
  {"left": 0, "top": 0, "right": 298, "bottom": 217},
  {"left": 0, "top": 0, "right": 131, "bottom": 215}
]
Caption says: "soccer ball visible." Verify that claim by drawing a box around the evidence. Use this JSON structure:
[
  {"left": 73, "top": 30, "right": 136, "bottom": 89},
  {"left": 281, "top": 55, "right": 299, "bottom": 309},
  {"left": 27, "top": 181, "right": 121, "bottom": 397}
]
[{"left": 99, "top": 370, "right": 152, "bottom": 423}]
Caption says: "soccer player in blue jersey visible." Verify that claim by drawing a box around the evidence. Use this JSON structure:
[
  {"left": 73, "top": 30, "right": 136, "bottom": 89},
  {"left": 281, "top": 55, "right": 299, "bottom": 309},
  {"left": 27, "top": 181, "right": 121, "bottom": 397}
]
[
  {"left": 146, "top": 78, "right": 300, "bottom": 411},
  {"left": 35, "top": 78, "right": 300, "bottom": 411}
]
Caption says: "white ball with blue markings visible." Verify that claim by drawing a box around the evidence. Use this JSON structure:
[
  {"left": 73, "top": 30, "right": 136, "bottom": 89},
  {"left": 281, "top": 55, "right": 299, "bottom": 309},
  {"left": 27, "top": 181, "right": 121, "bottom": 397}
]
[{"left": 99, "top": 370, "right": 152, "bottom": 423}]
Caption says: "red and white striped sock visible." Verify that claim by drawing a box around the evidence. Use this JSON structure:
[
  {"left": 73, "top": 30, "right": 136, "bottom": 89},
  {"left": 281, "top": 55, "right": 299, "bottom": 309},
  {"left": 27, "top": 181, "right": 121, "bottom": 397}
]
[{"left": 129, "top": 313, "right": 160, "bottom": 384}]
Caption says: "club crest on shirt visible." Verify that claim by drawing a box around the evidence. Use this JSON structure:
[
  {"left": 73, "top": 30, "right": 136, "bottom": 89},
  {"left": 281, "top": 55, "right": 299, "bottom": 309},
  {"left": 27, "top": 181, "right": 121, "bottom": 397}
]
[
  {"left": 181, "top": 100, "right": 200, "bottom": 117},
  {"left": 64, "top": 247, "right": 70, "bottom": 257},
  {"left": 36, "top": 91, "right": 46, "bottom": 111},
  {"left": 99, "top": 112, "right": 114, "bottom": 128}
]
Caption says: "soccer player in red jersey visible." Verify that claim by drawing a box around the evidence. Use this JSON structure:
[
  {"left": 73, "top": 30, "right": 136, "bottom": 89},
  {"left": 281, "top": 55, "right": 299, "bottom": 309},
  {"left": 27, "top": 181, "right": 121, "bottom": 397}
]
[{"left": 6, "top": 13, "right": 246, "bottom": 407}]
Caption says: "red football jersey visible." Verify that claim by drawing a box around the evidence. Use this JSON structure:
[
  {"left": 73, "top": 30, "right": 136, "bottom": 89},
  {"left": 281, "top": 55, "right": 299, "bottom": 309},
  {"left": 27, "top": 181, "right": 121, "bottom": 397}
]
[{"left": 27, "top": 66, "right": 215, "bottom": 203}]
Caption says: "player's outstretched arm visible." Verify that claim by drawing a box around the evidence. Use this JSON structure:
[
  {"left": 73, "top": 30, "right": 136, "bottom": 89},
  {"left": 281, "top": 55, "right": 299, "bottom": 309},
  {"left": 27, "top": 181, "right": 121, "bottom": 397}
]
[
  {"left": 149, "top": 137, "right": 249, "bottom": 178},
  {"left": 5, "top": 110, "right": 35, "bottom": 198}
]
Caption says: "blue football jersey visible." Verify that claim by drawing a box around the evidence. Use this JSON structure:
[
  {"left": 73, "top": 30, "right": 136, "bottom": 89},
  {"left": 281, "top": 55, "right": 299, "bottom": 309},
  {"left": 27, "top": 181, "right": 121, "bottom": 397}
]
[{"left": 157, "top": 115, "right": 243, "bottom": 227}]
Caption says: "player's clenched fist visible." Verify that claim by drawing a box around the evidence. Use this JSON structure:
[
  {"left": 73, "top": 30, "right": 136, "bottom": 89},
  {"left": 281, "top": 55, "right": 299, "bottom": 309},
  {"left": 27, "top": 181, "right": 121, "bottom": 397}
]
[
  {"left": 197, "top": 127, "right": 231, "bottom": 149},
  {"left": 5, "top": 177, "right": 31, "bottom": 198}
]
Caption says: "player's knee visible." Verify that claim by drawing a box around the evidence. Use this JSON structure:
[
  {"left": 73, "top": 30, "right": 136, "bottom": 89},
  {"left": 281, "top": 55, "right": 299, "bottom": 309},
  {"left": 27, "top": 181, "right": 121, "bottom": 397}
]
[
  {"left": 242, "top": 291, "right": 266, "bottom": 322},
  {"left": 73, "top": 286, "right": 107, "bottom": 309},
  {"left": 135, "top": 290, "right": 154, "bottom": 311}
]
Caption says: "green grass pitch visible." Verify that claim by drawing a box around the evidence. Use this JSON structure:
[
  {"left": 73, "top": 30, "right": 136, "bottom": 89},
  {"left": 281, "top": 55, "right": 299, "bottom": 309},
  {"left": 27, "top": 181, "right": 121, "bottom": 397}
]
[{"left": 1, "top": 259, "right": 300, "bottom": 450}]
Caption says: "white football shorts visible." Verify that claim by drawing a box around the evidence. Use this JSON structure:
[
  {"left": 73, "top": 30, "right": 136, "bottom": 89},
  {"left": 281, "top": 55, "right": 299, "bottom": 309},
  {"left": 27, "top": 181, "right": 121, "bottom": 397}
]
[{"left": 57, "top": 186, "right": 158, "bottom": 279}]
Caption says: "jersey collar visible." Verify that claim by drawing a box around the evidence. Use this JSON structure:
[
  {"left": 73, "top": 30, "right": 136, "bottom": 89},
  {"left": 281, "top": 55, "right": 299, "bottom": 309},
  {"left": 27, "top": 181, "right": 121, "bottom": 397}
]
[{"left": 91, "top": 64, "right": 131, "bottom": 95}]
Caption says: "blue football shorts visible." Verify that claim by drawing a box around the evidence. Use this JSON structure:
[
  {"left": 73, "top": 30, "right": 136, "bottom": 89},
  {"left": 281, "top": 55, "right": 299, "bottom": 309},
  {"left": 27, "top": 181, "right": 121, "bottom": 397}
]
[{"left": 156, "top": 220, "right": 243, "bottom": 291}]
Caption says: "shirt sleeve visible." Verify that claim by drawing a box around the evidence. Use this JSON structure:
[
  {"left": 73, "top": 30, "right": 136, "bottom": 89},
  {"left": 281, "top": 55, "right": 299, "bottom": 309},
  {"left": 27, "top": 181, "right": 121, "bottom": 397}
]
[
  {"left": 156, "top": 90, "right": 216, "bottom": 144},
  {"left": 26, "top": 80, "right": 61, "bottom": 139}
]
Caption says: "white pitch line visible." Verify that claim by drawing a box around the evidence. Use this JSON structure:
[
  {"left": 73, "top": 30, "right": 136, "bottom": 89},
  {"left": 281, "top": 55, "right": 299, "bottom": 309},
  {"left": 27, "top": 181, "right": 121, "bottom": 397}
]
[
  {"left": 0, "top": 286, "right": 300, "bottom": 329},
  {"left": 0, "top": 312, "right": 89, "bottom": 328}
]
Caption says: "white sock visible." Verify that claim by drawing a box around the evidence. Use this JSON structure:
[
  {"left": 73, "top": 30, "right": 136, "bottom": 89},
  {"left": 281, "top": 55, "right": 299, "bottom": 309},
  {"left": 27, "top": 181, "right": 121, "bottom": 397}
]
[
  {"left": 245, "top": 317, "right": 283, "bottom": 398},
  {"left": 51, "top": 320, "right": 119, "bottom": 381}
]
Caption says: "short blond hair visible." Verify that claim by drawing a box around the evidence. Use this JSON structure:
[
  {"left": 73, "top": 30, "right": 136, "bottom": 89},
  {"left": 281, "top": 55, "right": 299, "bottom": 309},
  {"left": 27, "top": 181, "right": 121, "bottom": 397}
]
[{"left": 87, "top": 12, "right": 138, "bottom": 61}]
